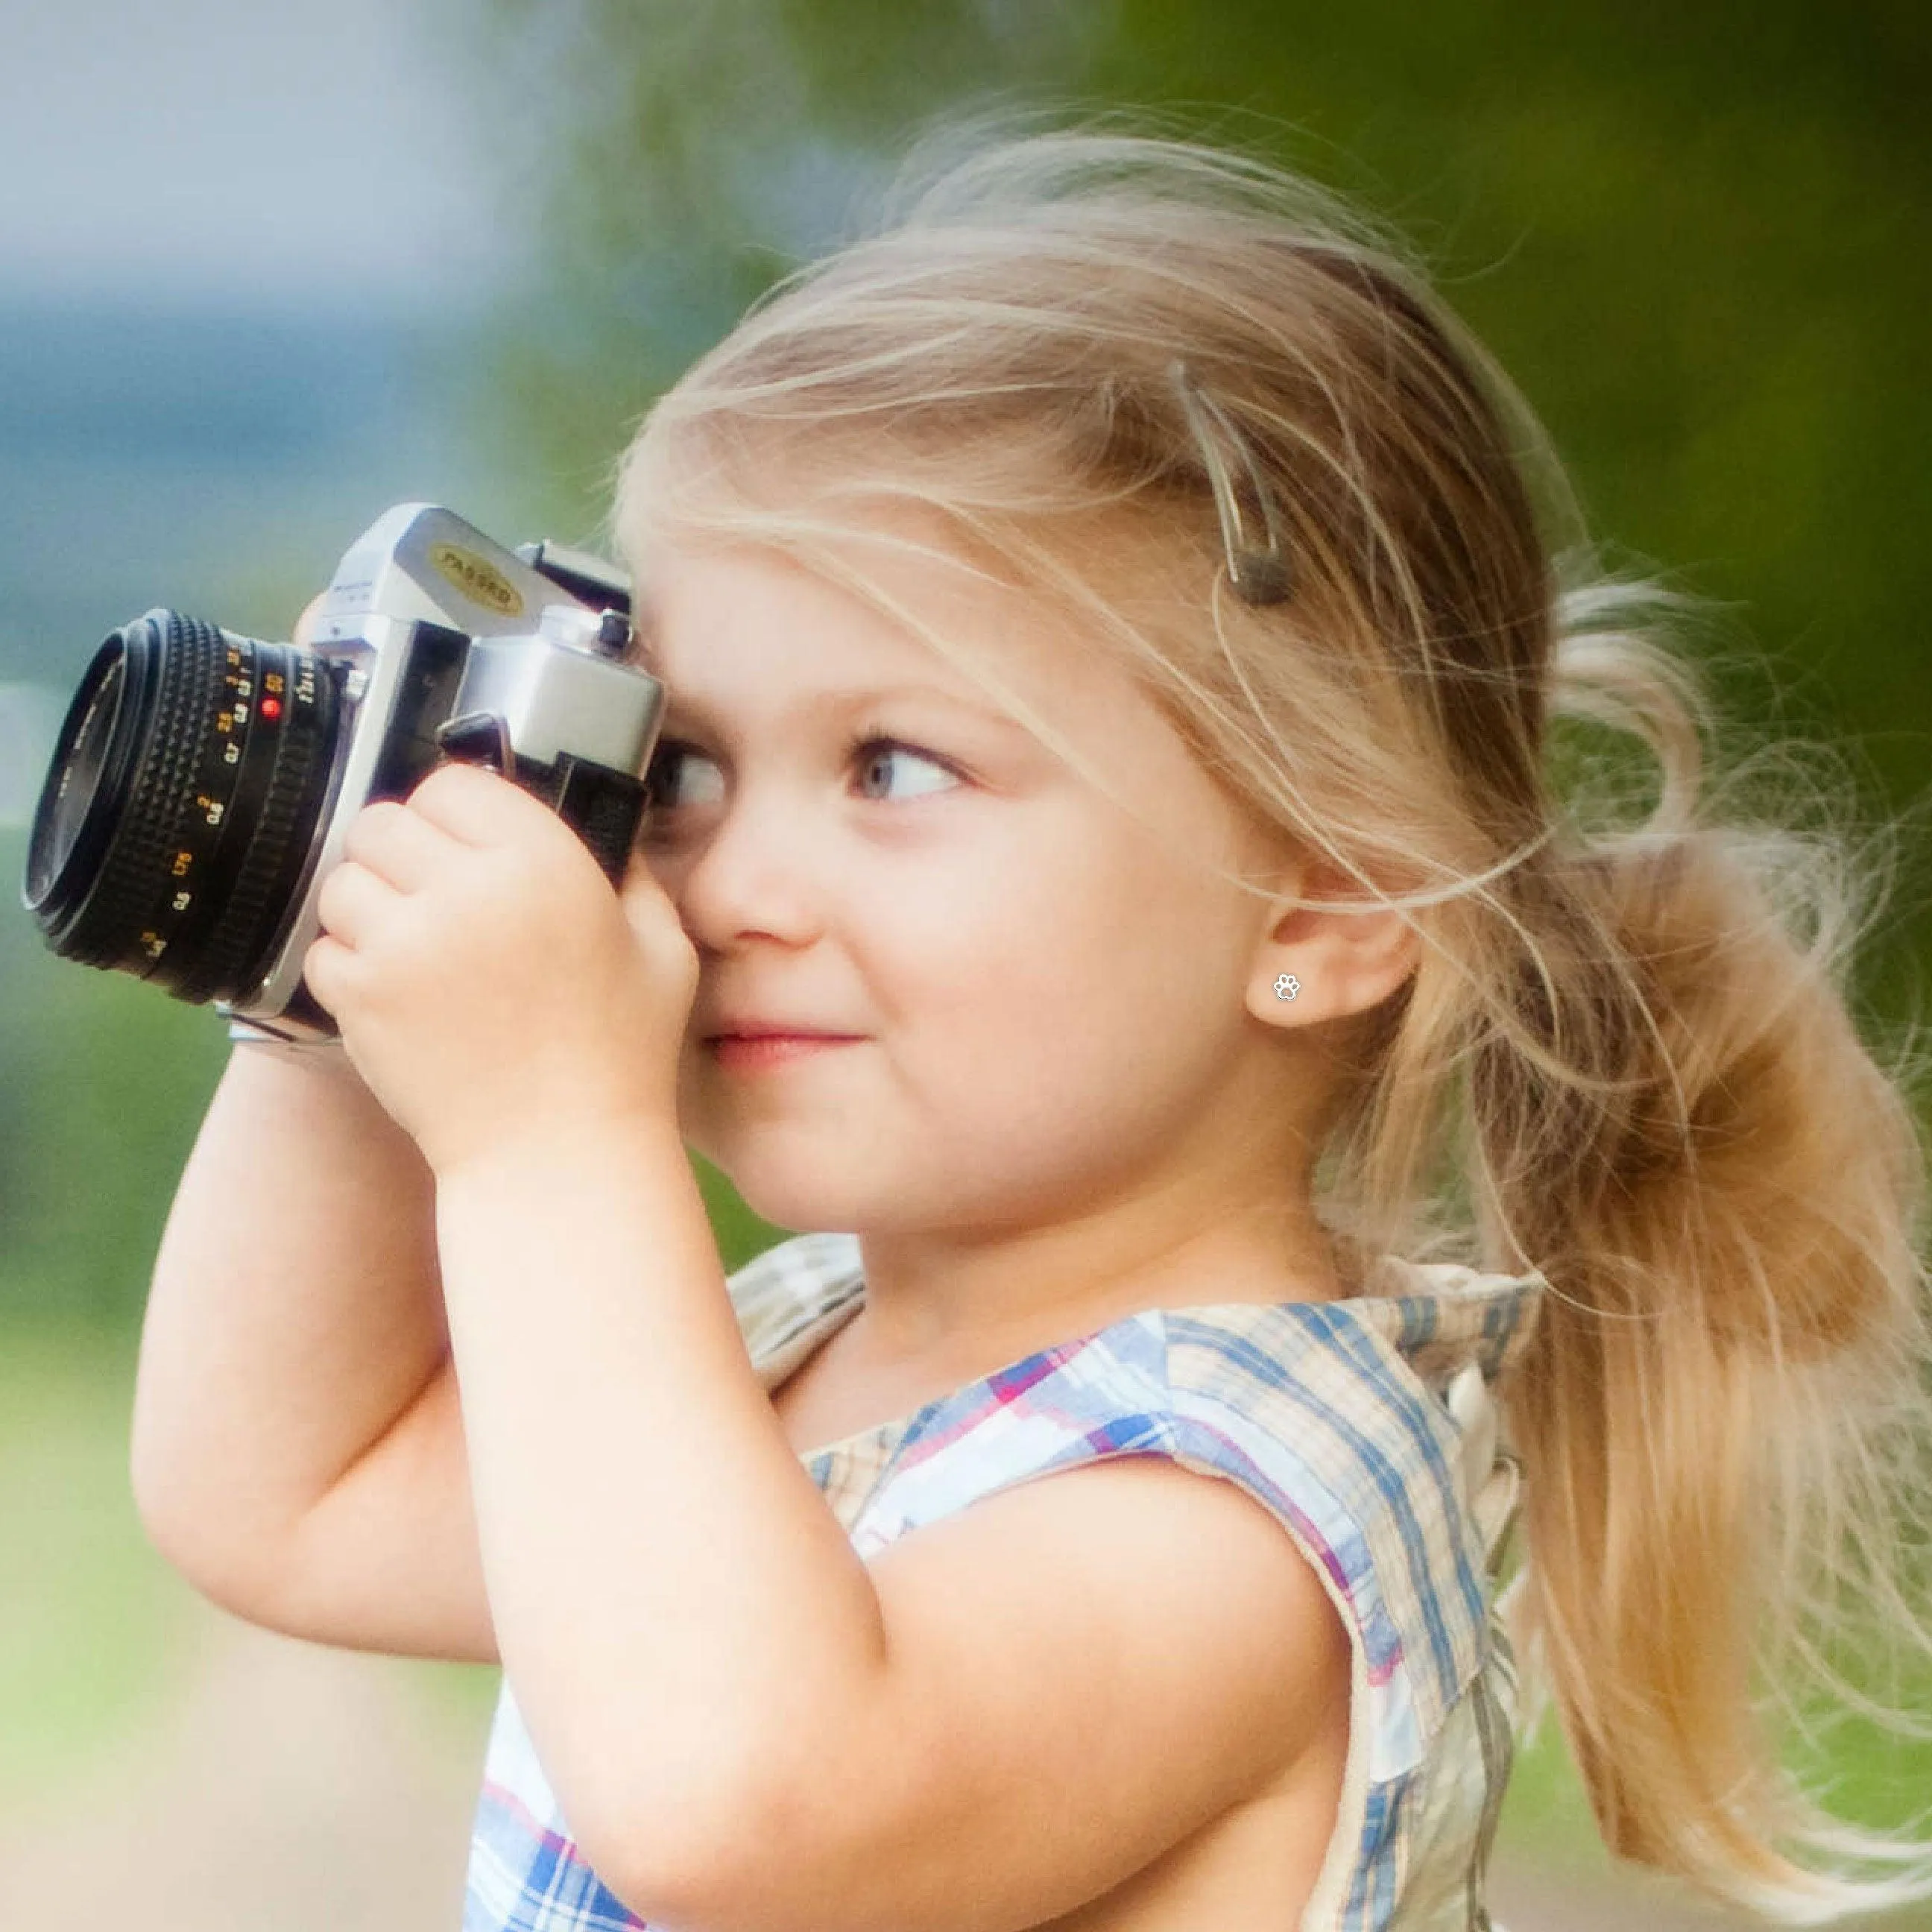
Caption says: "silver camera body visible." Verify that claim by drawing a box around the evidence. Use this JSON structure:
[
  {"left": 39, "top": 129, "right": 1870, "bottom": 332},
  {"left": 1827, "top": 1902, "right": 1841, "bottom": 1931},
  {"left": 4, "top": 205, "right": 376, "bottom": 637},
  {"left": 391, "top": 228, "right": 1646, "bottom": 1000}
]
[{"left": 227, "top": 503, "right": 664, "bottom": 1041}]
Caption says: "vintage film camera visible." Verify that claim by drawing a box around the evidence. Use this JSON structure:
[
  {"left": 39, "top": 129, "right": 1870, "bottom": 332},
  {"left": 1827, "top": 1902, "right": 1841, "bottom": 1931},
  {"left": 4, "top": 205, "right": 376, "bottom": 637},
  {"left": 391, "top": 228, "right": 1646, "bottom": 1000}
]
[{"left": 22, "top": 504, "right": 666, "bottom": 1044}]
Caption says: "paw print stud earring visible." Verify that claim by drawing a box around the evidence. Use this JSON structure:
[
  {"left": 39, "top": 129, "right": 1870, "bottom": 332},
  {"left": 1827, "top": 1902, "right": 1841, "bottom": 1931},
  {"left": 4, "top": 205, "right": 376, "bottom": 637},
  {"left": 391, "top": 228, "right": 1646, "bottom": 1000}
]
[{"left": 1273, "top": 973, "right": 1300, "bottom": 1001}]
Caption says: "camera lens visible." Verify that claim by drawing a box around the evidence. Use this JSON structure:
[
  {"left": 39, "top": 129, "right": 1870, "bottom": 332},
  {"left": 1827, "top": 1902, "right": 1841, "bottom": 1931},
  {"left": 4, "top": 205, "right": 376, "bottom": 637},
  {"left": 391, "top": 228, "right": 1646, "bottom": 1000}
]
[{"left": 23, "top": 610, "right": 342, "bottom": 1006}]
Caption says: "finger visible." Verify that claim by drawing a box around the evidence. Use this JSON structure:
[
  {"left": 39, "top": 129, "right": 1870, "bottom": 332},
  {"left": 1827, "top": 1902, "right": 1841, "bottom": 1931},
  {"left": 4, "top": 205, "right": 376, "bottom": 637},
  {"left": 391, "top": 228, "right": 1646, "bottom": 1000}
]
[
  {"left": 315, "top": 856, "right": 405, "bottom": 950},
  {"left": 619, "top": 853, "right": 688, "bottom": 947},
  {"left": 406, "top": 758, "right": 561, "bottom": 850},
  {"left": 341, "top": 798, "right": 464, "bottom": 893},
  {"left": 300, "top": 930, "right": 360, "bottom": 1018}
]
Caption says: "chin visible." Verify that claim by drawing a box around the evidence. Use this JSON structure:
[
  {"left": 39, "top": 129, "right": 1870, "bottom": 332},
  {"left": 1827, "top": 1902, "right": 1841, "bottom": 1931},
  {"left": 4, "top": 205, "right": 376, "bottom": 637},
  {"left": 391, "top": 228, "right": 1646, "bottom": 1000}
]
[{"left": 695, "top": 1138, "right": 874, "bottom": 1237}]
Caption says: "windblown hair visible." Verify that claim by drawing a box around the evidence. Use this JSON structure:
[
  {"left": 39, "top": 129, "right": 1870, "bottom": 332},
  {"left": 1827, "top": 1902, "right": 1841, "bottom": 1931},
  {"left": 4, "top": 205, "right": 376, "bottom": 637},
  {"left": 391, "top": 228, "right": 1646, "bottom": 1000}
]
[{"left": 610, "top": 119, "right": 1932, "bottom": 1918}]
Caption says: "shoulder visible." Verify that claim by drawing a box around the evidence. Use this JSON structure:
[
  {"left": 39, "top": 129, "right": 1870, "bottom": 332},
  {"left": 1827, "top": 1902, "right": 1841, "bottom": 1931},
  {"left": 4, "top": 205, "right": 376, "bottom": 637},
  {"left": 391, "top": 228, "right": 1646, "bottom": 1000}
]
[{"left": 1155, "top": 1290, "right": 1533, "bottom": 1772}]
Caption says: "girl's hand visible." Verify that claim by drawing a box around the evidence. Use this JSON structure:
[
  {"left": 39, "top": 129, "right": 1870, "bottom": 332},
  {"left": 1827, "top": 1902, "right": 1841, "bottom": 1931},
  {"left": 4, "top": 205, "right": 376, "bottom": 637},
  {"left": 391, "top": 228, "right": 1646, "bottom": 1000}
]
[{"left": 302, "top": 760, "right": 698, "bottom": 1178}]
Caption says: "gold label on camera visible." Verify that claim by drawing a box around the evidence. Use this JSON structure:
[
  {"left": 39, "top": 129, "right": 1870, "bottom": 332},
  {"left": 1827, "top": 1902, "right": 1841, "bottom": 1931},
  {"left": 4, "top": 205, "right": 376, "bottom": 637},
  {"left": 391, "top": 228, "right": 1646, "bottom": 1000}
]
[{"left": 429, "top": 543, "right": 524, "bottom": 617}]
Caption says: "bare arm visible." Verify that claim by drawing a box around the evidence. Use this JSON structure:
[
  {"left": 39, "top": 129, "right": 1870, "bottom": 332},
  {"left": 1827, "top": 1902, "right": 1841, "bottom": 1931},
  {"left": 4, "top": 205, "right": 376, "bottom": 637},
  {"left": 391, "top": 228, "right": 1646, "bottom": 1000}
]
[{"left": 128, "top": 1038, "right": 494, "bottom": 1650}]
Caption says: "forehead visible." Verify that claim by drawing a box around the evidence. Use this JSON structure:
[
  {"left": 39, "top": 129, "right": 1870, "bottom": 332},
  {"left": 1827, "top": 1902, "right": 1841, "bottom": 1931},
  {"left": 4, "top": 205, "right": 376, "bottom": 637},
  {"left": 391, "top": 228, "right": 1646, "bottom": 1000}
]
[{"left": 628, "top": 530, "right": 1114, "bottom": 736}]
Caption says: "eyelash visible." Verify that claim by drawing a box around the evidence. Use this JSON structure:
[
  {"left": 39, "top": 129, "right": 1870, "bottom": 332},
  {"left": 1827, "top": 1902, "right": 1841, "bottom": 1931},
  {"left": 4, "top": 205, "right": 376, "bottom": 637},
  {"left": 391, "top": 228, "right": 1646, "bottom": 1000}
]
[
  {"left": 640, "top": 729, "right": 964, "bottom": 830},
  {"left": 842, "top": 728, "right": 964, "bottom": 794}
]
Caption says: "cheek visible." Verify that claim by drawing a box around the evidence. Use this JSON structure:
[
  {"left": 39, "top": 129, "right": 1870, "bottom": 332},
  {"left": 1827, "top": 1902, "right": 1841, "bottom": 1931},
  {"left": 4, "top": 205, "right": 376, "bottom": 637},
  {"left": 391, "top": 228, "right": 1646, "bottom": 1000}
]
[
  {"left": 884, "top": 818, "right": 1247, "bottom": 1064},
  {"left": 856, "top": 853, "right": 1252, "bottom": 1220}
]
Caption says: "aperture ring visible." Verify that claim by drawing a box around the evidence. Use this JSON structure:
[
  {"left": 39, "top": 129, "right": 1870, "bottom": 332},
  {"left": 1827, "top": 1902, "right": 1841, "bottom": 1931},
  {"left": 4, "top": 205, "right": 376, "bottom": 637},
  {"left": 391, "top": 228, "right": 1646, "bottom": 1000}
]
[
  {"left": 168, "top": 645, "right": 338, "bottom": 1006},
  {"left": 61, "top": 614, "right": 224, "bottom": 971},
  {"left": 136, "top": 623, "right": 276, "bottom": 976}
]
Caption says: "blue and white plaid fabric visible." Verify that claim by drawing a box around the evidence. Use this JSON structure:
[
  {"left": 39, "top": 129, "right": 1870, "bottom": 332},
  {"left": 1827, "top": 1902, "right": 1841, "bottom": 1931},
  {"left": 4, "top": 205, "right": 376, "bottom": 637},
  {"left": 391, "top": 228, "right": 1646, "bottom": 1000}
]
[{"left": 463, "top": 1231, "right": 1543, "bottom": 1931}]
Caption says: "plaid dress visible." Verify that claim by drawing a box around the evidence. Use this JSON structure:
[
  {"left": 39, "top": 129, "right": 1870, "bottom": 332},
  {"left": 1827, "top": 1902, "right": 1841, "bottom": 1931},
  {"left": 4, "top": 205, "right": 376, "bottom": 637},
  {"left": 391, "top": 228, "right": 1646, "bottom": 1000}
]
[{"left": 463, "top": 1231, "right": 1544, "bottom": 1932}]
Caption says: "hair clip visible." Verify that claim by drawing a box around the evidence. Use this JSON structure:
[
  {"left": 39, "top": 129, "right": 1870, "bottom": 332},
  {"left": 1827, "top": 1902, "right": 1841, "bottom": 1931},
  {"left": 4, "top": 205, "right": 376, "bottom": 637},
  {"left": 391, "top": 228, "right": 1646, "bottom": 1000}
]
[{"left": 1168, "top": 360, "right": 1292, "bottom": 606}]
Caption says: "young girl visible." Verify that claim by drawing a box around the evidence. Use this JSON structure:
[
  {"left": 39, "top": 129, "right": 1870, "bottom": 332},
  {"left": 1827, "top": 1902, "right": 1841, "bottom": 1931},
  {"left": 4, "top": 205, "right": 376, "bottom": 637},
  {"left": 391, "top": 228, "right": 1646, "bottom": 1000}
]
[{"left": 130, "top": 127, "right": 1932, "bottom": 1931}]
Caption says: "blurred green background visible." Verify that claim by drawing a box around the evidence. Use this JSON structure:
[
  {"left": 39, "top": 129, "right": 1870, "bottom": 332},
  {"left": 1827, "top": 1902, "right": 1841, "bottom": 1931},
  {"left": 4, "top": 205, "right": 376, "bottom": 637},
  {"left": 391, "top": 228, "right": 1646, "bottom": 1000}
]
[{"left": 3, "top": 1, "right": 1928, "bottom": 1924}]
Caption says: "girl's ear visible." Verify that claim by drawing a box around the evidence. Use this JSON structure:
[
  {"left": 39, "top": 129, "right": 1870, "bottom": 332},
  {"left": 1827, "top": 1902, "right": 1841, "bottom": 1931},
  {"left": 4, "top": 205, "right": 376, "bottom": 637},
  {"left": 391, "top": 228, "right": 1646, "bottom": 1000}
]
[{"left": 1242, "top": 856, "right": 1420, "bottom": 1032}]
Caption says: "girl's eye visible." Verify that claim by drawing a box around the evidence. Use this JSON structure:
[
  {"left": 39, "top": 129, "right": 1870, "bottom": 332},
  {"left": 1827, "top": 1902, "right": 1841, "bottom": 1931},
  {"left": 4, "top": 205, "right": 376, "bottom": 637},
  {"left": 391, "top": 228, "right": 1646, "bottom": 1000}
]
[
  {"left": 845, "top": 733, "right": 962, "bottom": 802},
  {"left": 640, "top": 732, "right": 962, "bottom": 825},
  {"left": 643, "top": 742, "right": 725, "bottom": 814}
]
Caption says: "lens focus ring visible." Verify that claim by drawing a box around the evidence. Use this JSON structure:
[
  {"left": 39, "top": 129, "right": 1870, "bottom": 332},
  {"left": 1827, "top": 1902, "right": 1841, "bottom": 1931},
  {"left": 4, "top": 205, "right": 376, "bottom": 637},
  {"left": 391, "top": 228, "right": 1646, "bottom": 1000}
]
[
  {"left": 23, "top": 610, "right": 342, "bottom": 1007},
  {"left": 53, "top": 614, "right": 226, "bottom": 971}
]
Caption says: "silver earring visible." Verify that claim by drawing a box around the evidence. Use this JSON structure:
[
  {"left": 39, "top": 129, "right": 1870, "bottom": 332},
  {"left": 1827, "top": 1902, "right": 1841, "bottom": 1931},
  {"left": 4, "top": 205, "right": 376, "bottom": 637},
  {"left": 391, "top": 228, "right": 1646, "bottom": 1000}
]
[
  {"left": 1273, "top": 973, "right": 1301, "bottom": 1000},
  {"left": 1169, "top": 361, "right": 1292, "bottom": 607}
]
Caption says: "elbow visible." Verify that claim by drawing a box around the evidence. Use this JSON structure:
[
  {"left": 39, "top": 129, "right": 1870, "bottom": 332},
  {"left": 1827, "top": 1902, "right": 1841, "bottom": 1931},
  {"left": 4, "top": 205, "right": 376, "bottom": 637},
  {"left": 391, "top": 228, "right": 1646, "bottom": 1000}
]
[
  {"left": 128, "top": 1447, "right": 199, "bottom": 1580},
  {"left": 556, "top": 1660, "right": 895, "bottom": 1929},
  {"left": 575, "top": 1756, "right": 814, "bottom": 1932},
  {"left": 128, "top": 1427, "right": 212, "bottom": 1579},
  {"left": 129, "top": 1472, "right": 229, "bottom": 1605},
  {"left": 127, "top": 1380, "right": 201, "bottom": 1574},
  {"left": 127, "top": 1450, "right": 279, "bottom": 1625}
]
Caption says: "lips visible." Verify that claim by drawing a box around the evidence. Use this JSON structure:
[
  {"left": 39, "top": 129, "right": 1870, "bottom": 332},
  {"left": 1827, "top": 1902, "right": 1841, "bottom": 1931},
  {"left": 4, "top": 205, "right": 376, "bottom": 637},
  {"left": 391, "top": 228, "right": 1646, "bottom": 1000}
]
[
  {"left": 703, "top": 1023, "right": 856, "bottom": 1042},
  {"left": 706, "top": 1031, "right": 862, "bottom": 1073}
]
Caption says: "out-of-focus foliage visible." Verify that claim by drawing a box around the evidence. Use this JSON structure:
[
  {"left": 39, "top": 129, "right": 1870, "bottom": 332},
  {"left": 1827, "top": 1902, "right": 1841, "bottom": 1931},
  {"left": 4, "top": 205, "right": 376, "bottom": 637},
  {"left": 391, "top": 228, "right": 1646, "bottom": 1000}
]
[{"left": 0, "top": 833, "right": 227, "bottom": 1331}]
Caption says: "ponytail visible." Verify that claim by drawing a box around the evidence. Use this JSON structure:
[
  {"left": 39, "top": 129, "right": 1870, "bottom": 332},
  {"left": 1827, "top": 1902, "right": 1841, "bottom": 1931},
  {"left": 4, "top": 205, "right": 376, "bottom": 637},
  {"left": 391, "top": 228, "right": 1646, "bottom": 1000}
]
[{"left": 1472, "top": 592, "right": 1932, "bottom": 1916}]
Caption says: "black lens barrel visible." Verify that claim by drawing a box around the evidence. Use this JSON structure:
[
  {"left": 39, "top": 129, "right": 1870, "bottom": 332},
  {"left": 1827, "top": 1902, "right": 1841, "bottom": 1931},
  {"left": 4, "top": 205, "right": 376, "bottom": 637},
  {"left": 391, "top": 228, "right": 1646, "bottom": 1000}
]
[{"left": 23, "top": 611, "right": 341, "bottom": 1007}]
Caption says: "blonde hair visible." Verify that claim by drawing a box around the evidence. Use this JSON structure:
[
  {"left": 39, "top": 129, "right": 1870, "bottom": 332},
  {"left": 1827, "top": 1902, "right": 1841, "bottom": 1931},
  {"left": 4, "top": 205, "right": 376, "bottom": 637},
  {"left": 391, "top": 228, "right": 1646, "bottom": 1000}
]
[{"left": 610, "top": 118, "right": 1932, "bottom": 1918}]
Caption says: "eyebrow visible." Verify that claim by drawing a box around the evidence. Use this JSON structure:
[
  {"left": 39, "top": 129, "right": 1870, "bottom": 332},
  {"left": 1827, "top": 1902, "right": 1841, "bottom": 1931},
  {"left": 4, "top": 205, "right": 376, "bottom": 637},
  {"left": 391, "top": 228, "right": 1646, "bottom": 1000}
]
[{"left": 654, "top": 684, "right": 1029, "bottom": 736}]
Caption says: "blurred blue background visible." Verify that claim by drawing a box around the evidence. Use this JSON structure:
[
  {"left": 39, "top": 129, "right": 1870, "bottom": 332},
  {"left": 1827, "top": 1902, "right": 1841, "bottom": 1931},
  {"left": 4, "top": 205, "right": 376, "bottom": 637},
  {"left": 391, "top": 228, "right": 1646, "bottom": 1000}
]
[{"left": 1, "top": 2, "right": 1926, "bottom": 1925}]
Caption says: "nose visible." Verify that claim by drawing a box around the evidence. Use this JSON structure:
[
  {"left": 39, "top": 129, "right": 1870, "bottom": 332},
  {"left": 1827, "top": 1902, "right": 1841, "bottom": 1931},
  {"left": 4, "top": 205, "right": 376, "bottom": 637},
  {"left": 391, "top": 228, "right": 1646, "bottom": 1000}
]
[{"left": 634, "top": 784, "right": 830, "bottom": 956}]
